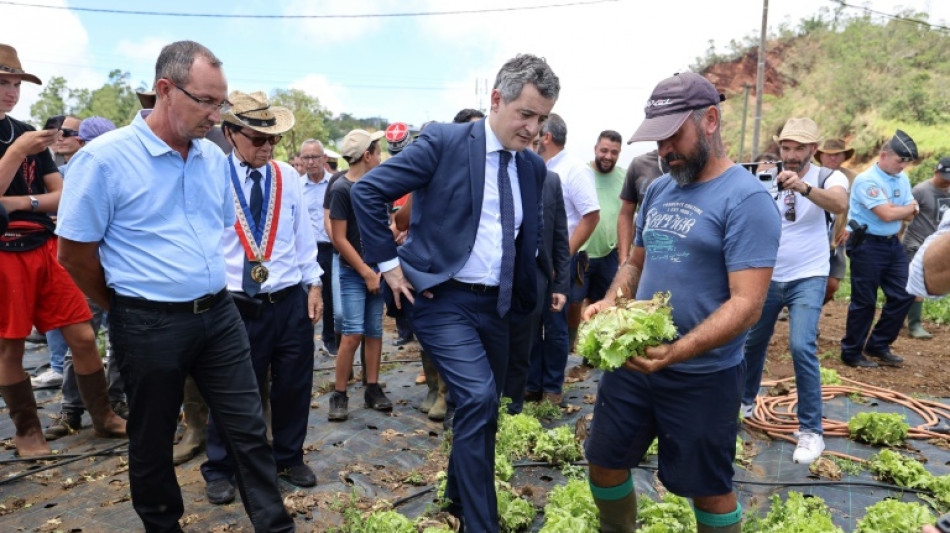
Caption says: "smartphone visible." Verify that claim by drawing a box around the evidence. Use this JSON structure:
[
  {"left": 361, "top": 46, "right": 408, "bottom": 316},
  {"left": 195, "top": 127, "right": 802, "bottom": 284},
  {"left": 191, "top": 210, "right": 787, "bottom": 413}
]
[{"left": 43, "top": 115, "right": 65, "bottom": 131}]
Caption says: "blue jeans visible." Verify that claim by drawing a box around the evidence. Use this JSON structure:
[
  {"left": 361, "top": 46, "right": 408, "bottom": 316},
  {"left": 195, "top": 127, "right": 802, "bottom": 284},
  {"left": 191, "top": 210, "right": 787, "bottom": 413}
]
[
  {"left": 332, "top": 253, "right": 343, "bottom": 333},
  {"left": 45, "top": 328, "right": 67, "bottom": 374},
  {"left": 338, "top": 264, "right": 383, "bottom": 338},
  {"left": 742, "top": 276, "right": 826, "bottom": 434},
  {"left": 526, "top": 293, "right": 569, "bottom": 394}
]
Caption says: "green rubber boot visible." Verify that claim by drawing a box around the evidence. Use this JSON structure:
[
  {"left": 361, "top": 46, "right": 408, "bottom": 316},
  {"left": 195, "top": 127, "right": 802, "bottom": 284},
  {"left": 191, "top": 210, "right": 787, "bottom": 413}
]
[{"left": 907, "top": 301, "right": 932, "bottom": 339}]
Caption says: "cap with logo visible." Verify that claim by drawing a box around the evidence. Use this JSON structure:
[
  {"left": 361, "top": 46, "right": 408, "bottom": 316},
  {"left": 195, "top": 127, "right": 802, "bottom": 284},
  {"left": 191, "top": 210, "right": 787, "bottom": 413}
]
[
  {"left": 385, "top": 122, "right": 412, "bottom": 154},
  {"left": 936, "top": 156, "right": 950, "bottom": 174},
  {"left": 341, "top": 129, "right": 385, "bottom": 161},
  {"left": 887, "top": 129, "right": 918, "bottom": 161},
  {"left": 628, "top": 72, "right": 725, "bottom": 144}
]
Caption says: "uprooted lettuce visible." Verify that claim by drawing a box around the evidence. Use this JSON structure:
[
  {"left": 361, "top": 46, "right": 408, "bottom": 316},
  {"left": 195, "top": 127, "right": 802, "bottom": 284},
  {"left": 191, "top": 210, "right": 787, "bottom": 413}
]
[{"left": 577, "top": 291, "right": 678, "bottom": 371}]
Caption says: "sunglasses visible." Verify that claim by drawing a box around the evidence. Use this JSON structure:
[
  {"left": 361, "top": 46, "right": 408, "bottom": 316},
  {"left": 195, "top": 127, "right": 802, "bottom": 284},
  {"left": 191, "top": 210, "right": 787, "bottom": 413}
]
[
  {"left": 61, "top": 128, "right": 81, "bottom": 138},
  {"left": 237, "top": 130, "right": 282, "bottom": 147}
]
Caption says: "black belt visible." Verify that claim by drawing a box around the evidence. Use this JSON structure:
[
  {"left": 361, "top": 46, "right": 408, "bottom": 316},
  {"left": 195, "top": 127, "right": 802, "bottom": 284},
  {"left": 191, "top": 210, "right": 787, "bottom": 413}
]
[
  {"left": 866, "top": 234, "right": 898, "bottom": 242},
  {"left": 446, "top": 279, "right": 499, "bottom": 294},
  {"left": 235, "top": 284, "right": 298, "bottom": 304},
  {"left": 112, "top": 288, "right": 228, "bottom": 314},
  {"left": 317, "top": 242, "right": 334, "bottom": 251}
]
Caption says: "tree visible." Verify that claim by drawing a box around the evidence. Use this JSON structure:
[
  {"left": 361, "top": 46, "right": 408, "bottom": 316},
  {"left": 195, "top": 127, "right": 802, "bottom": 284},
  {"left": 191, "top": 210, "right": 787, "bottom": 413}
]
[
  {"left": 77, "top": 70, "right": 139, "bottom": 127},
  {"left": 269, "top": 88, "right": 331, "bottom": 159},
  {"left": 30, "top": 76, "right": 70, "bottom": 126}
]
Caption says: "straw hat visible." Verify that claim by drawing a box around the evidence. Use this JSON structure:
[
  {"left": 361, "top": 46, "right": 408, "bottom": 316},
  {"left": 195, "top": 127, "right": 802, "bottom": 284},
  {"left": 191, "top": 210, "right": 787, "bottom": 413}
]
[
  {"left": 0, "top": 44, "right": 41, "bottom": 85},
  {"left": 815, "top": 138, "right": 854, "bottom": 161},
  {"left": 773, "top": 117, "right": 821, "bottom": 145},
  {"left": 221, "top": 91, "right": 294, "bottom": 135}
]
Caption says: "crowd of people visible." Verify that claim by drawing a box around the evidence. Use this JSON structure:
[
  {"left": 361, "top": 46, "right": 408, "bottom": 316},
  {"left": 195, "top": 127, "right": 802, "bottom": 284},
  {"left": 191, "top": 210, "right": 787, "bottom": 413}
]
[{"left": 2, "top": 38, "right": 949, "bottom": 533}]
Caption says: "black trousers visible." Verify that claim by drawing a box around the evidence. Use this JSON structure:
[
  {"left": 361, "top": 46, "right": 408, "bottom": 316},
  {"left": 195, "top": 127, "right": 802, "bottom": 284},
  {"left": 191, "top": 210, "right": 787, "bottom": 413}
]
[
  {"left": 110, "top": 294, "right": 293, "bottom": 533},
  {"left": 203, "top": 287, "right": 315, "bottom": 479},
  {"left": 317, "top": 242, "right": 335, "bottom": 343},
  {"left": 503, "top": 265, "right": 548, "bottom": 413}
]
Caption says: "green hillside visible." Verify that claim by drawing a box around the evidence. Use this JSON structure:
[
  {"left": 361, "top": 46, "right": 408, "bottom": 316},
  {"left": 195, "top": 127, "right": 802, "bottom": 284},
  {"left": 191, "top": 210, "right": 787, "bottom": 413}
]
[{"left": 706, "top": 9, "right": 950, "bottom": 184}]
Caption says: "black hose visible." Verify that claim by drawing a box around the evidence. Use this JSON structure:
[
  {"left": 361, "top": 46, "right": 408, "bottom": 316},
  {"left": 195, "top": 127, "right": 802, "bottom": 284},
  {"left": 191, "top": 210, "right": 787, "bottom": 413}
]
[{"left": 0, "top": 440, "right": 129, "bottom": 487}]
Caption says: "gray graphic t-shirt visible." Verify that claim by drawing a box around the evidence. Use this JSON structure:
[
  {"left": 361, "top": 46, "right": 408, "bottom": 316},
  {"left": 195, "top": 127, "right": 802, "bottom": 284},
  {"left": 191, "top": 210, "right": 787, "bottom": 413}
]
[{"left": 634, "top": 165, "right": 781, "bottom": 374}]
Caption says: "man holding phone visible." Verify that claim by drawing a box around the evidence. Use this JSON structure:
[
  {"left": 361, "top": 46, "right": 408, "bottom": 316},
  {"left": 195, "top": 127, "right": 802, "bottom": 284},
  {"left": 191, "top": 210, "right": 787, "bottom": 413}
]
[{"left": 0, "top": 43, "right": 126, "bottom": 458}]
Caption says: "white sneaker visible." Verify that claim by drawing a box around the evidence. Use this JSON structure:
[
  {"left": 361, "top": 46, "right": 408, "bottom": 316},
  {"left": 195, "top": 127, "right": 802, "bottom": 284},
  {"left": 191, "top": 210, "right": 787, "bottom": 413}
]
[
  {"left": 793, "top": 431, "right": 825, "bottom": 464},
  {"left": 31, "top": 368, "right": 64, "bottom": 388},
  {"left": 740, "top": 403, "right": 755, "bottom": 419}
]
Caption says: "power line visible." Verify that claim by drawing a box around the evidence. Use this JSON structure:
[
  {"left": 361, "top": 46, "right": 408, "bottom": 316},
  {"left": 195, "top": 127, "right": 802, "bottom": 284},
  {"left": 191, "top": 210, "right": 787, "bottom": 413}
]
[
  {"left": 834, "top": 0, "right": 950, "bottom": 32},
  {"left": 0, "top": 0, "right": 618, "bottom": 19}
]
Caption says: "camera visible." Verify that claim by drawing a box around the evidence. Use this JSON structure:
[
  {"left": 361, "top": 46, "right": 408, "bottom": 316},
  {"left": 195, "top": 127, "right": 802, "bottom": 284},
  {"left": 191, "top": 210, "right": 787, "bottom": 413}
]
[{"left": 742, "top": 160, "right": 784, "bottom": 192}]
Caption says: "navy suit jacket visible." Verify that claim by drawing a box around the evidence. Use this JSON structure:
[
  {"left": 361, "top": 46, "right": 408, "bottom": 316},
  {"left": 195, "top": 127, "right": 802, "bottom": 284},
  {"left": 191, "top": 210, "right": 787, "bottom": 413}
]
[{"left": 352, "top": 119, "right": 545, "bottom": 318}]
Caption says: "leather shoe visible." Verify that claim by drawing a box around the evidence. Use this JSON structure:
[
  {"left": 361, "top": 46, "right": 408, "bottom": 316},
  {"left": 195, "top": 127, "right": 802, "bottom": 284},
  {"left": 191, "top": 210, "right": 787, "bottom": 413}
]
[
  {"left": 393, "top": 335, "right": 414, "bottom": 347},
  {"left": 865, "top": 348, "right": 904, "bottom": 366},
  {"left": 205, "top": 478, "right": 235, "bottom": 505},
  {"left": 523, "top": 390, "right": 542, "bottom": 403},
  {"left": 279, "top": 463, "right": 316, "bottom": 487},
  {"left": 842, "top": 356, "right": 878, "bottom": 368}
]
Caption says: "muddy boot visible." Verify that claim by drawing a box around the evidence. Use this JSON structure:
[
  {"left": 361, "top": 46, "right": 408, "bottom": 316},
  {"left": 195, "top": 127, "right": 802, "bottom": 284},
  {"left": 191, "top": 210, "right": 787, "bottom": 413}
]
[
  {"left": 592, "top": 484, "right": 637, "bottom": 532},
  {"left": 76, "top": 368, "right": 127, "bottom": 438},
  {"left": 173, "top": 376, "right": 208, "bottom": 465},
  {"left": 428, "top": 374, "right": 449, "bottom": 421},
  {"left": 420, "top": 351, "right": 439, "bottom": 413},
  {"left": 907, "top": 301, "right": 932, "bottom": 339},
  {"left": 0, "top": 376, "right": 52, "bottom": 457}
]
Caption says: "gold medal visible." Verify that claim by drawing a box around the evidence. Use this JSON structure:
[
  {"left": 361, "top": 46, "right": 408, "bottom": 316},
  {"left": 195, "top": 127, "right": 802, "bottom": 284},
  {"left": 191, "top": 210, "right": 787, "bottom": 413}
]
[{"left": 251, "top": 263, "right": 269, "bottom": 283}]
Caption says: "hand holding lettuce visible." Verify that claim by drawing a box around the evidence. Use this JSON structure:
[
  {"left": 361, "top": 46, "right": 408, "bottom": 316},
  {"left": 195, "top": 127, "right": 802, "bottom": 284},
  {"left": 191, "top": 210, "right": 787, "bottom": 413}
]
[{"left": 577, "top": 291, "right": 678, "bottom": 371}]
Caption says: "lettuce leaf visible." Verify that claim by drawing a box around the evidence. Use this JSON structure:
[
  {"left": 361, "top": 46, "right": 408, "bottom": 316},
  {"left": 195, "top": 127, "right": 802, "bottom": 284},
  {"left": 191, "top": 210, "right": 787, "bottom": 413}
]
[
  {"left": 577, "top": 291, "right": 678, "bottom": 371},
  {"left": 855, "top": 499, "right": 935, "bottom": 532},
  {"left": 848, "top": 412, "right": 909, "bottom": 446}
]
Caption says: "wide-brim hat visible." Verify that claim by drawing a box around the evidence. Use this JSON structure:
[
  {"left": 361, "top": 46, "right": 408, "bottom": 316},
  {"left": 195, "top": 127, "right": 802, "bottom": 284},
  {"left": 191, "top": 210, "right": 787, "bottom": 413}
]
[
  {"left": 773, "top": 117, "right": 821, "bottom": 145},
  {"left": 815, "top": 137, "right": 854, "bottom": 161},
  {"left": 221, "top": 90, "right": 294, "bottom": 135},
  {"left": 628, "top": 72, "right": 725, "bottom": 143},
  {"left": 137, "top": 90, "right": 156, "bottom": 109},
  {"left": 0, "top": 44, "right": 41, "bottom": 85}
]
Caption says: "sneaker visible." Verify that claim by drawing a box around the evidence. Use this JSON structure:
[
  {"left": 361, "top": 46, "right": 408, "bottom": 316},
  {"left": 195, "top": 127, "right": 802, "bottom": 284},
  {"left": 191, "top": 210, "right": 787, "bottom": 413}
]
[
  {"left": 328, "top": 391, "right": 348, "bottom": 421},
  {"left": 393, "top": 335, "right": 414, "bottom": 347},
  {"left": 364, "top": 383, "right": 393, "bottom": 412},
  {"left": 31, "top": 368, "right": 64, "bottom": 388},
  {"left": 110, "top": 400, "right": 130, "bottom": 420},
  {"left": 45, "top": 410, "right": 82, "bottom": 440},
  {"left": 323, "top": 339, "right": 338, "bottom": 356},
  {"left": 792, "top": 431, "right": 825, "bottom": 464},
  {"left": 740, "top": 403, "right": 755, "bottom": 420},
  {"left": 279, "top": 463, "right": 317, "bottom": 487}
]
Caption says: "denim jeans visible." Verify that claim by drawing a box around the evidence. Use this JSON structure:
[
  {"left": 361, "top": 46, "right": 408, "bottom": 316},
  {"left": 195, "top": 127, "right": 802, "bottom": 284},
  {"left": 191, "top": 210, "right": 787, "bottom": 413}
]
[
  {"left": 526, "top": 293, "right": 569, "bottom": 394},
  {"left": 742, "top": 276, "right": 826, "bottom": 434},
  {"left": 332, "top": 253, "right": 343, "bottom": 333},
  {"left": 338, "top": 264, "right": 383, "bottom": 338},
  {"left": 45, "top": 328, "right": 67, "bottom": 374}
]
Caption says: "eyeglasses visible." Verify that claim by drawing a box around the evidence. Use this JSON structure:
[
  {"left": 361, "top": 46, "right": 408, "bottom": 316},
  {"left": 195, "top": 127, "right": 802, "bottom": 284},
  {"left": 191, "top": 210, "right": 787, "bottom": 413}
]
[
  {"left": 168, "top": 81, "right": 231, "bottom": 114},
  {"left": 61, "top": 128, "right": 80, "bottom": 138},
  {"left": 237, "top": 129, "right": 282, "bottom": 147},
  {"left": 783, "top": 191, "right": 796, "bottom": 222},
  {"left": 300, "top": 155, "right": 325, "bottom": 161}
]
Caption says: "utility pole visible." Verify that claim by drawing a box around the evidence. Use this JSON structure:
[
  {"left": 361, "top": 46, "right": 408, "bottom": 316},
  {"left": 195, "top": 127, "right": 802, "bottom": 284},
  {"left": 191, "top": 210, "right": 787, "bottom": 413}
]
[
  {"left": 751, "top": 0, "right": 769, "bottom": 156},
  {"left": 739, "top": 83, "right": 751, "bottom": 163}
]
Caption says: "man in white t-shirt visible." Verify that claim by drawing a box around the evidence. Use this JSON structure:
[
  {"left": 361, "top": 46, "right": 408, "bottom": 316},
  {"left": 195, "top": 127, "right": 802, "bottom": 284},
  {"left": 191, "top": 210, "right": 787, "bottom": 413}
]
[
  {"left": 740, "top": 118, "right": 849, "bottom": 465},
  {"left": 529, "top": 113, "right": 599, "bottom": 404}
]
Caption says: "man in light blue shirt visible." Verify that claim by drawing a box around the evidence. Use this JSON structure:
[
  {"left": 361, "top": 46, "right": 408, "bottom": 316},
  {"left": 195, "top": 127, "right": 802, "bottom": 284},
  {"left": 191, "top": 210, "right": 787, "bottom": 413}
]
[
  {"left": 841, "top": 130, "right": 920, "bottom": 368},
  {"left": 55, "top": 41, "right": 293, "bottom": 532},
  {"left": 299, "top": 138, "right": 337, "bottom": 354}
]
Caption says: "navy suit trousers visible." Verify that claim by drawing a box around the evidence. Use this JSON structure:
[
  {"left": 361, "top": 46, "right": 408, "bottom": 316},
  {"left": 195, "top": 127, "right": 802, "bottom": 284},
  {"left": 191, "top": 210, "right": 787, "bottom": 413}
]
[
  {"left": 203, "top": 287, "right": 315, "bottom": 480},
  {"left": 411, "top": 283, "right": 508, "bottom": 533}
]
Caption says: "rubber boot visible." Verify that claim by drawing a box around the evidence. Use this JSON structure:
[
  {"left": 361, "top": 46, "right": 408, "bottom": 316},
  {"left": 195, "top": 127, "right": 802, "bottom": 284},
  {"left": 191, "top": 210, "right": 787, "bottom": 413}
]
[
  {"left": 907, "top": 301, "right": 933, "bottom": 339},
  {"left": 593, "top": 489, "right": 638, "bottom": 533},
  {"left": 75, "top": 368, "right": 127, "bottom": 438},
  {"left": 173, "top": 376, "right": 208, "bottom": 465},
  {"left": 428, "top": 374, "right": 449, "bottom": 421},
  {"left": 0, "top": 376, "right": 51, "bottom": 457},
  {"left": 420, "top": 351, "right": 439, "bottom": 413}
]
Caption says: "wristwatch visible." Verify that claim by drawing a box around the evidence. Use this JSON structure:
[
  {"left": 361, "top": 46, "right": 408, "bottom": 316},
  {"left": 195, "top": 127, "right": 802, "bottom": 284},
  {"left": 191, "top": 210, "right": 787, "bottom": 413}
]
[
  {"left": 29, "top": 196, "right": 39, "bottom": 212},
  {"left": 802, "top": 184, "right": 812, "bottom": 197}
]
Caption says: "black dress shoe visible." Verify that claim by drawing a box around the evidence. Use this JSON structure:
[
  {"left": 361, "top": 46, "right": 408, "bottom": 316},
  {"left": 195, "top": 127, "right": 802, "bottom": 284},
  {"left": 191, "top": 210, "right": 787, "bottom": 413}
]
[
  {"left": 364, "top": 383, "right": 393, "bottom": 411},
  {"left": 842, "top": 356, "right": 878, "bottom": 368},
  {"left": 206, "top": 478, "right": 236, "bottom": 505},
  {"left": 865, "top": 348, "right": 904, "bottom": 366},
  {"left": 392, "top": 335, "right": 414, "bottom": 347},
  {"left": 523, "top": 390, "right": 542, "bottom": 403},
  {"left": 279, "top": 463, "right": 317, "bottom": 487}
]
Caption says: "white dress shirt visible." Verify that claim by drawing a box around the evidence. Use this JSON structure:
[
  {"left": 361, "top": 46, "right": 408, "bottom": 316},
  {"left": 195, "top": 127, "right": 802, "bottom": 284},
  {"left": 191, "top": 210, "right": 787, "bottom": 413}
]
[
  {"left": 301, "top": 170, "right": 331, "bottom": 244},
  {"left": 452, "top": 119, "right": 524, "bottom": 285},
  {"left": 222, "top": 155, "right": 322, "bottom": 293},
  {"left": 547, "top": 150, "right": 599, "bottom": 238}
]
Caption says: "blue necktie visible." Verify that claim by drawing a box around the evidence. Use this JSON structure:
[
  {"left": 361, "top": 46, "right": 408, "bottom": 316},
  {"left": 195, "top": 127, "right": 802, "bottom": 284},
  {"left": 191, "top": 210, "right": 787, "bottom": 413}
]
[
  {"left": 249, "top": 170, "right": 263, "bottom": 227},
  {"left": 497, "top": 150, "right": 515, "bottom": 317}
]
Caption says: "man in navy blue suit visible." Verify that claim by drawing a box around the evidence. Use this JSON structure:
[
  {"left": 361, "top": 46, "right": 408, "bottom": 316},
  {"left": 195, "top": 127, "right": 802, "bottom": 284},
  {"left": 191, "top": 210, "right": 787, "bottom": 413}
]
[{"left": 352, "top": 54, "right": 559, "bottom": 532}]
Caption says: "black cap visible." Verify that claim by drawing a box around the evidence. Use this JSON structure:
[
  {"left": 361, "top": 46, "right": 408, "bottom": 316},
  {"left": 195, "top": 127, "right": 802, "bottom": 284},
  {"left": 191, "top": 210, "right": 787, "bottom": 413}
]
[
  {"left": 936, "top": 156, "right": 950, "bottom": 174},
  {"left": 887, "top": 129, "right": 918, "bottom": 160},
  {"left": 628, "top": 72, "right": 725, "bottom": 144}
]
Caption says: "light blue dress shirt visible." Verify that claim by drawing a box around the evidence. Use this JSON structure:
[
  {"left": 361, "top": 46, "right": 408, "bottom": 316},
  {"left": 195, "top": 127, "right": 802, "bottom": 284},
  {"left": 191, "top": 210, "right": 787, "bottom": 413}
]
[
  {"left": 56, "top": 110, "right": 234, "bottom": 301},
  {"left": 300, "top": 170, "right": 332, "bottom": 244},
  {"left": 848, "top": 163, "right": 913, "bottom": 236}
]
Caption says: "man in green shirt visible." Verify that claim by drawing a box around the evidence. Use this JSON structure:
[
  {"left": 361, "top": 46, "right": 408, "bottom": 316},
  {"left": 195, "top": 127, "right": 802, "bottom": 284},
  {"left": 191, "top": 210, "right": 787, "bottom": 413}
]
[{"left": 582, "top": 130, "right": 626, "bottom": 303}]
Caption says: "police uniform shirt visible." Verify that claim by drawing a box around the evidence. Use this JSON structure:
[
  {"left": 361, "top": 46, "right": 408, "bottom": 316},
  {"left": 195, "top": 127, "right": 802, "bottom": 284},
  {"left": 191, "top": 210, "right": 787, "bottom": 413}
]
[{"left": 848, "top": 163, "right": 913, "bottom": 237}]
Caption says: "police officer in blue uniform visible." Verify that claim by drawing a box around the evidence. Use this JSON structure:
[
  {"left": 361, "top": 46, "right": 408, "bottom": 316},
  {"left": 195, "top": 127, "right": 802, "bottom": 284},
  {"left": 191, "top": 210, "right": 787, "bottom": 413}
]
[{"left": 841, "top": 130, "right": 920, "bottom": 368}]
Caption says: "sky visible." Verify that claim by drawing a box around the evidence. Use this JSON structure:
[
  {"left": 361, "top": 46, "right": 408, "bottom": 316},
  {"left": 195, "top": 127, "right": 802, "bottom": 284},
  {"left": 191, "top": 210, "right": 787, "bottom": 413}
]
[{"left": 2, "top": 0, "right": 948, "bottom": 167}]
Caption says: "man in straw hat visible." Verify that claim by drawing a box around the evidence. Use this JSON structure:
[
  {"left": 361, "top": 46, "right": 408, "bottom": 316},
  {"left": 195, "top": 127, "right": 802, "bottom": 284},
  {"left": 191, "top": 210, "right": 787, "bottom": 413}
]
[
  {"left": 56, "top": 41, "right": 294, "bottom": 531},
  {"left": 815, "top": 137, "right": 857, "bottom": 305},
  {"left": 200, "top": 90, "right": 323, "bottom": 503},
  {"left": 0, "top": 43, "right": 126, "bottom": 459},
  {"left": 581, "top": 72, "right": 780, "bottom": 532},
  {"left": 840, "top": 129, "right": 920, "bottom": 368},
  {"left": 740, "top": 117, "right": 849, "bottom": 466}
]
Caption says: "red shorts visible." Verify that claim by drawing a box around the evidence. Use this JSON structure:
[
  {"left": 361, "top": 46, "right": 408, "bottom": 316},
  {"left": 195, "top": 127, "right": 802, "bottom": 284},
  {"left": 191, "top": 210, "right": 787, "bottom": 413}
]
[{"left": 0, "top": 237, "right": 93, "bottom": 339}]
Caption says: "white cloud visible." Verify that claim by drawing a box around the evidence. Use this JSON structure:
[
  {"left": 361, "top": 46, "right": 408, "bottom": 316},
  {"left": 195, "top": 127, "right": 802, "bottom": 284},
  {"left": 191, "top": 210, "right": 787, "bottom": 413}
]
[{"left": 289, "top": 74, "right": 347, "bottom": 116}]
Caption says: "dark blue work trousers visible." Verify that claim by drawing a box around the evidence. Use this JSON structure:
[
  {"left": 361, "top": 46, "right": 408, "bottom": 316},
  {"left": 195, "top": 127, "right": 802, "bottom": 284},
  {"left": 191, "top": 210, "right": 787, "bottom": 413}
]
[
  {"left": 841, "top": 236, "right": 915, "bottom": 361},
  {"left": 109, "top": 294, "right": 292, "bottom": 533},
  {"left": 411, "top": 283, "right": 508, "bottom": 533},
  {"left": 203, "top": 287, "right": 315, "bottom": 480}
]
